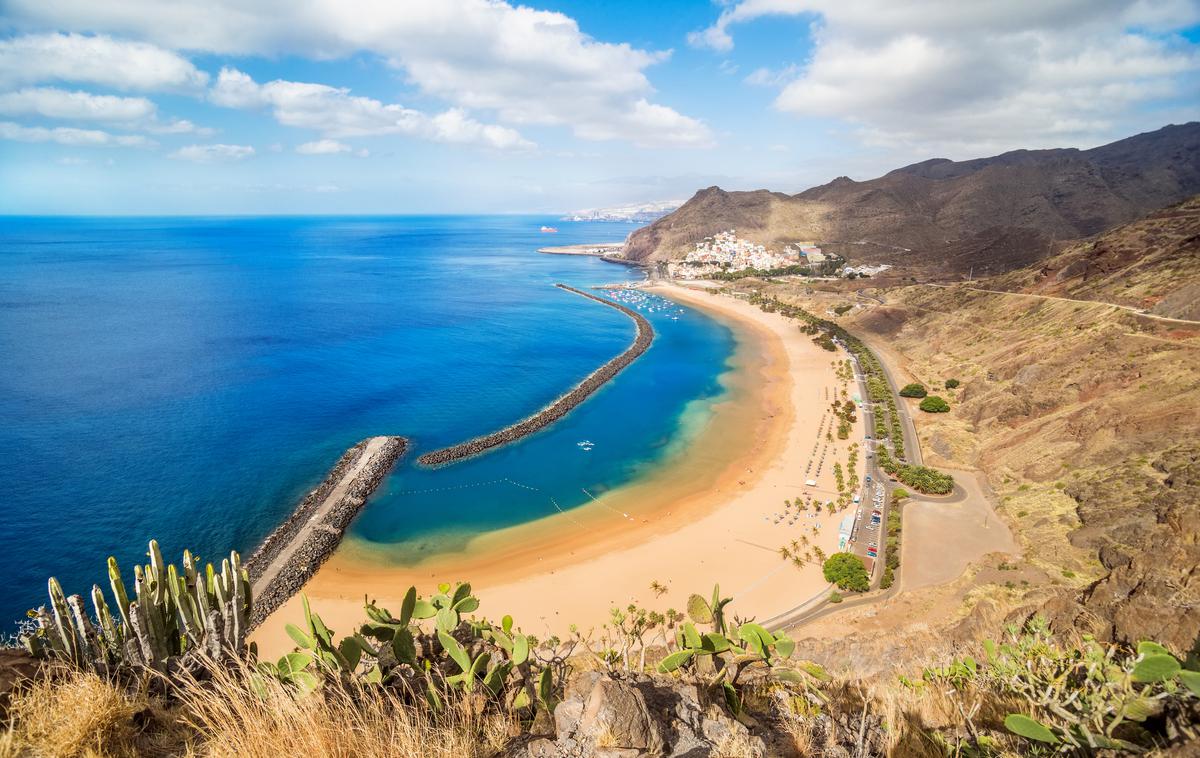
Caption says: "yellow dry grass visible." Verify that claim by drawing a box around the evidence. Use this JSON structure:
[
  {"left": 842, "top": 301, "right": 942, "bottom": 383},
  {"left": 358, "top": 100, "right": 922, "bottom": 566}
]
[
  {"left": 1, "top": 661, "right": 519, "bottom": 758},
  {"left": 178, "top": 662, "right": 517, "bottom": 758},
  {"left": 2, "top": 665, "right": 148, "bottom": 758}
]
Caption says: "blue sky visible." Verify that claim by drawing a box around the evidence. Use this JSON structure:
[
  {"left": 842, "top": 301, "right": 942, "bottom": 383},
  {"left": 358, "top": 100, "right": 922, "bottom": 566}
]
[{"left": 1, "top": 0, "right": 1198, "bottom": 215}]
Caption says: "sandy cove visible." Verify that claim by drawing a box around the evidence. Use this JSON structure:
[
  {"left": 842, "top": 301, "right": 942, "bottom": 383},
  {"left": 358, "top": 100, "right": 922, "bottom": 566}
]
[{"left": 251, "top": 282, "right": 864, "bottom": 656}]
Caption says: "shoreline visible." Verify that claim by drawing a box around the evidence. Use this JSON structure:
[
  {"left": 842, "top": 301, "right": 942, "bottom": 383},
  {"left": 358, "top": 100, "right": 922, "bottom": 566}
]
[
  {"left": 418, "top": 285, "right": 653, "bottom": 466},
  {"left": 537, "top": 243, "right": 624, "bottom": 256},
  {"left": 250, "top": 283, "right": 865, "bottom": 655},
  {"left": 537, "top": 242, "right": 642, "bottom": 268}
]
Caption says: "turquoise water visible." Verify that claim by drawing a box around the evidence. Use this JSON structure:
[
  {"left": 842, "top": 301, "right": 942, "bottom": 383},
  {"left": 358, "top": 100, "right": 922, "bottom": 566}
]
[{"left": 0, "top": 216, "right": 735, "bottom": 627}]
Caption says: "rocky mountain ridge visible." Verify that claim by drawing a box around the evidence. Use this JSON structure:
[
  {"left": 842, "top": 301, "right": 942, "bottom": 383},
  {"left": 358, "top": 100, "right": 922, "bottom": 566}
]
[{"left": 624, "top": 123, "right": 1200, "bottom": 277}]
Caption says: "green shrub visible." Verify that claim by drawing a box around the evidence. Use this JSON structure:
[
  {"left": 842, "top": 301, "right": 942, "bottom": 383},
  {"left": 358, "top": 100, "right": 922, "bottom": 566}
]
[
  {"left": 918, "top": 395, "right": 950, "bottom": 413},
  {"left": 880, "top": 567, "right": 895, "bottom": 589},
  {"left": 829, "top": 592, "right": 843, "bottom": 604},
  {"left": 898, "top": 383, "right": 927, "bottom": 398},
  {"left": 895, "top": 464, "right": 954, "bottom": 494},
  {"left": 891, "top": 487, "right": 909, "bottom": 500},
  {"left": 944, "top": 378, "right": 960, "bottom": 389},
  {"left": 823, "top": 553, "right": 870, "bottom": 592}
]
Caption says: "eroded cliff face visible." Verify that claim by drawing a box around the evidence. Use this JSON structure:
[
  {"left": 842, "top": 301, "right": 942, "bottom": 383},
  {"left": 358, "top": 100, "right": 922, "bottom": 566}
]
[{"left": 1055, "top": 445, "right": 1200, "bottom": 656}]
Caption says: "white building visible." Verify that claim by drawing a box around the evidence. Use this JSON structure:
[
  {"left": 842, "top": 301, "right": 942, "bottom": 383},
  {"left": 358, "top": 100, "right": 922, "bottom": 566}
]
[{"left": 667, "top": 230, "right": 802, "bottom": 279}]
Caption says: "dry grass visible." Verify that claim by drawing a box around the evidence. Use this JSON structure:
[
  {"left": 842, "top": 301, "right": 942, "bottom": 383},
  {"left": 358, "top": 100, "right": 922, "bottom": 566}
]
[
  {"left": 1, "top": 661, "right": 520, "bottom": 758},
  {"left": 177, "top": 662, "right": 518, "bottom": 758},
  {"left": 2, "top": 665, "right": 150, "bottom": 757}
]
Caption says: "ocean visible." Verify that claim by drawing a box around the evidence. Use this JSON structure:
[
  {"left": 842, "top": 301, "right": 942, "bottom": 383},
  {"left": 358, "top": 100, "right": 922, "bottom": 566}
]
[{"left": 0, "top": 216, "right": 736, "bottom": 629}]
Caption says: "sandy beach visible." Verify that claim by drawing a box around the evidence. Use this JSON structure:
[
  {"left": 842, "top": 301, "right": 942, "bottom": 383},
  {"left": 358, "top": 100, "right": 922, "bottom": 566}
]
[{"left": 252, "top": 283, "right": 865, "bottom": 655}]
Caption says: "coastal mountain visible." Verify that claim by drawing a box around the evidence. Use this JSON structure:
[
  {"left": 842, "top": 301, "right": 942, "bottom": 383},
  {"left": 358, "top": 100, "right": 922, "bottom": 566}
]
[
  {"left": 624, "top": 123, "right": 1200, "bottom": 276},
  {"left": 561, "top": 199, "right": 682, "bottom": 223}
]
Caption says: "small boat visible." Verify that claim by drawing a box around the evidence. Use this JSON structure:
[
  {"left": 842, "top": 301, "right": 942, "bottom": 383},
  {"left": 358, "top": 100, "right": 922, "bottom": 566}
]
[
  {"left": 576, "top": 440, "right": 595, "bottom": 451},
  {"left": 540, "top": 226, "right": 558, "bottom": 233}
]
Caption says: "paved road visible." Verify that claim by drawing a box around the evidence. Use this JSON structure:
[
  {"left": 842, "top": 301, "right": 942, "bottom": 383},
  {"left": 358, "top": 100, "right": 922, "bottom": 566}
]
[
  {"left": 855, "top": 288, "right": 885, "bottom": 305},
  {"left": 766, "top": 330, "right": 942, "bottom": 633},
  {"left": 923, "top": 282, "right": 1200, "bottom": 326}
]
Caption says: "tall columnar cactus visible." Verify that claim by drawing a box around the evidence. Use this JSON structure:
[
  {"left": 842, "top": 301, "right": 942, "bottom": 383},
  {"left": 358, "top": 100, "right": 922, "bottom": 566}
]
[{"left": 25, "top": 539, "right": 253, "bottom": 674}]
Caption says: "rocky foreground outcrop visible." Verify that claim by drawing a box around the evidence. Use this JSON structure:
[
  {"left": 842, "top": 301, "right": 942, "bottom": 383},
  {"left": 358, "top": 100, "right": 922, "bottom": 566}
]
[{"left": 507, "top": 671, "right": 777, "bottom": 758}]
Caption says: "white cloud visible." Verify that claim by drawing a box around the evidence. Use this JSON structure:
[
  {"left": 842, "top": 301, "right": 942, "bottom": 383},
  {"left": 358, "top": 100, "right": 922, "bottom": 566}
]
[
  {"left": 0, "top": 33, "right": 208, "bottom": 92},
  {"left": 4, "top": 0, "right": 712, "bottom": 148},
  {"left": 0, "top": 86, "right": 214, "bottom": 137},
  {"left": 0, "top": 87, "right": 155, "bottom": 122},
  {"left": 296, "top": 138, "right": 351, "bottom": 154},
  {"left": 0, "top": 120, "right": 155, "bottom": 147},
  {"left": 142, "top": 118, "right": 214, "bottom": 135},
  {"left": 744, "top": 64, "right": 800, "bottom": 87},
  {"left": 694, "top": 0, "right": 1200, "bottom": 153},
  {"left": 169, "top": 143, "right": 254, "bottom": 162},
  {"left": 211, "top": 67, "right": 535, "bottom": 150}
]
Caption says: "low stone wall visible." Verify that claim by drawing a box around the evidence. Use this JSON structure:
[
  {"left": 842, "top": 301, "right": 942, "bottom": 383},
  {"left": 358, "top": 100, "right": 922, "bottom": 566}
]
[
  {"left": 245, "top": 436, "right": 406, "bottom": 627},
  {"left": 418, "top": 284, "right": 654, "bottom": 466}
]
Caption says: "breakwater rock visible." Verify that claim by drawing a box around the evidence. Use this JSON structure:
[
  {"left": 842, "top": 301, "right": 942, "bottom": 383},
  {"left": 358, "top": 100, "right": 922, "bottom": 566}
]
[
  {"left": 418, "top": 284, "right": 654, "bottom": 466},
  {"left": 245, "top": 435, "right": 406, "bottom": 627}
]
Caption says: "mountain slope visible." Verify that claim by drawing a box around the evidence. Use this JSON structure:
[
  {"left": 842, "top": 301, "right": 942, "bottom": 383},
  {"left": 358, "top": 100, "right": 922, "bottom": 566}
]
[
  {"left": 729, "top": 203, "right": 1200, "bottom": 658},
  {"left": 625, "top": 123, "right": 1200, "bottom": 277},
  {"left": 988, "top": 195, "right": 1200, "bottom": 320}
]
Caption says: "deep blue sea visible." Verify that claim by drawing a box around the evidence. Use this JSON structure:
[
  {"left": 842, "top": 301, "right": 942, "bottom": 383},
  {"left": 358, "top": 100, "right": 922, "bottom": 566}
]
[{"left": 0, "top": 216, "right": 735, "bottom": 629}]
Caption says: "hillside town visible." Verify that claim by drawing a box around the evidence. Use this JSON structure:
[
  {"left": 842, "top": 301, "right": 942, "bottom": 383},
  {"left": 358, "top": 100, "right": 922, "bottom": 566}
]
[{"left": 666, "top": 230, "right": 851, "bottom": 279}]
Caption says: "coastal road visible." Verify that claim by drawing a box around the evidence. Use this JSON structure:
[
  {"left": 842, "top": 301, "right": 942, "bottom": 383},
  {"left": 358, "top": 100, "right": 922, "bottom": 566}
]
[
  {"left": 923, "top": 282, "right": 1200, "bottom": 326},
  {"left": 767, "top": 332, "right": 920, "bottom": 631}
]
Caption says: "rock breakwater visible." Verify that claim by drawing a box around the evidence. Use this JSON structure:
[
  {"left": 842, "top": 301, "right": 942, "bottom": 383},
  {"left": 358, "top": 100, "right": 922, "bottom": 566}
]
[
  {"left": 246, "top": 435, "right": 406, "bottom": 627},
  {"left": 418, "top": 284, "right": 654, "bottom": 466}
]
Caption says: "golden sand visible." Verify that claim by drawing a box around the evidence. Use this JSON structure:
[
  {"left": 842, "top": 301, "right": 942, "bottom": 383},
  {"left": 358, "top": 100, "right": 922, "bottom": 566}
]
[{"left": 251, "top": 283, "right": 864, "bottom": 654}]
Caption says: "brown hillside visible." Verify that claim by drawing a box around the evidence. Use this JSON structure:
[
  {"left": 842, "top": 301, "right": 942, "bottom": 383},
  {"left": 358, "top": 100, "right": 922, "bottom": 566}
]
[
  {"left": 730, "top": 220, "right": 1200, "bottom": 660},
  {"left": 989, "top": 195, "right": 1200, "bottom": 320},
  {"left": 625, "top": 123, "right": 1200, "bottom": 277}
]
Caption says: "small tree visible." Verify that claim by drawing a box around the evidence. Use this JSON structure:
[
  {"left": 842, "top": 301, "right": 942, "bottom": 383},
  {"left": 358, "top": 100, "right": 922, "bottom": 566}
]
[
  {"left": 919, "top": 395, "right": 951, "bottom": 413},
  {"left": 899, "top": 383, "right": 927, "bottom": 398},
  {"left": 823, "top": 553, "right": 870, "bottom": 592},
  {"left": 891, "top": 487, "right": 909, "bottom": 500},
  {"left": 944, "top": 378, "right": 960, "bottom": 389}
]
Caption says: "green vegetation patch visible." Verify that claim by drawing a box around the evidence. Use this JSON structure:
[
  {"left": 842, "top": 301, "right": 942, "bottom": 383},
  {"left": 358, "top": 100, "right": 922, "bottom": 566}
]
[
  {"left": 823, "top": 553, "right": 870, "bottom": 592},
  {"left": 919, "top": 395, "right": 951, "bottom": 413},
  {"left": 899, "top": 382, "right": 927, "bottom": 398}
]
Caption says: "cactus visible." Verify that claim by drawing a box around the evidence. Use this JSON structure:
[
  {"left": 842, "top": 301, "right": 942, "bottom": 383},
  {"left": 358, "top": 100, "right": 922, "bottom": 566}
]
[
  {"left": 263, "top": 582, "right": 558, "bottom": 717},
  {"left": 915, "top": 618, "right": 1200, "bottom": 752},
  {"left": 24, "top": 540, "right": 252, "bottom": 675}
]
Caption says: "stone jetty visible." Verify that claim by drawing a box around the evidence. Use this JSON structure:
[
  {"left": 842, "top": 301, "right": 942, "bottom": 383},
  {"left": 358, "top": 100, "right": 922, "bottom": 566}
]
[
  {"left": 245, "top": 435, "right": 406, "bottom": 627},
  {"left": 418, "top": 283, "right": 654, "bottom": 466}
]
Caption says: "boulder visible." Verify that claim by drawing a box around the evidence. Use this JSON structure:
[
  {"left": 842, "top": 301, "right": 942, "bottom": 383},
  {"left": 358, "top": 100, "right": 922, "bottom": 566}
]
[{"left": 578, "top": 679, "right": 664, "bottom": 754}]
